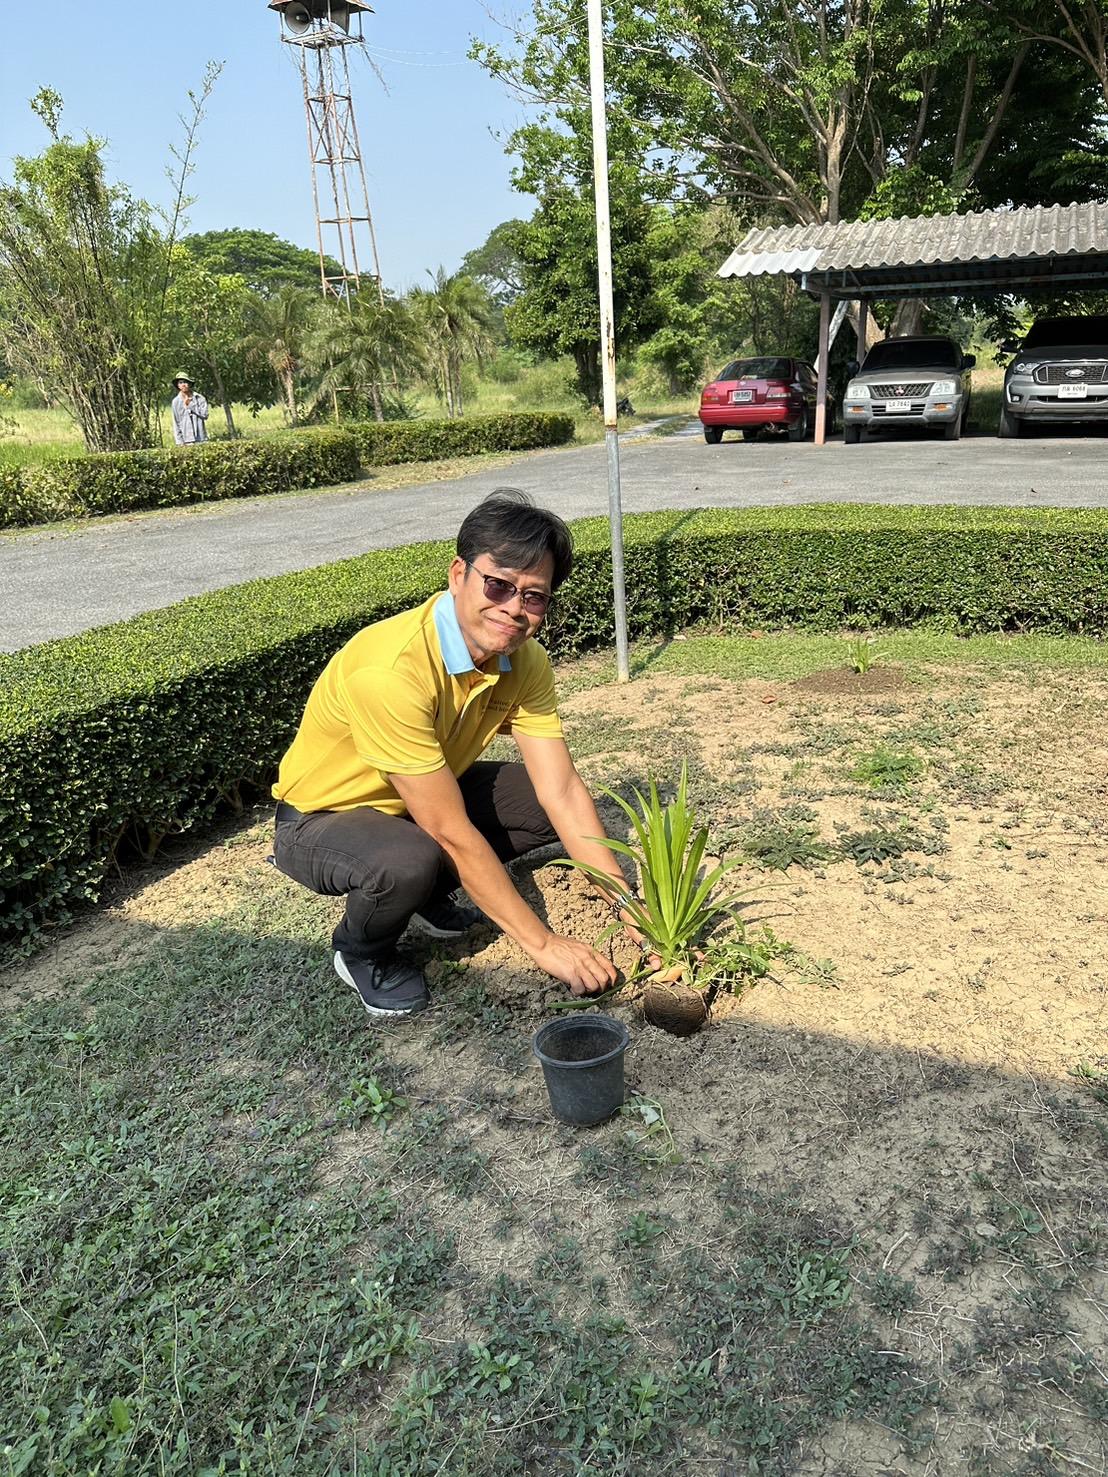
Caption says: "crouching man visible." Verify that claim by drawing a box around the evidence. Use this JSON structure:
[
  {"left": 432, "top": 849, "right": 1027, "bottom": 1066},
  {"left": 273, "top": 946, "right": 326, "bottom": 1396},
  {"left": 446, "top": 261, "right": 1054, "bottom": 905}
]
[{"left": 272, "top": 489, "right": 639, "bottom": 1017}]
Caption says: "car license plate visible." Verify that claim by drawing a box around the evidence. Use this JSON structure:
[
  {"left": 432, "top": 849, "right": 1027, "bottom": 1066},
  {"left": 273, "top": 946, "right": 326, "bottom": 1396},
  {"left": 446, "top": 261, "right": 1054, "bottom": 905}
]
[
  {"left": 731, "top": 389, "right": 753, "bottom": 403},
  {"left": 1058, "top": 383, "right": 1087, "bottom": 399},
  {"left": 884, "top": 398, "right": 912, "bottom": 412}
]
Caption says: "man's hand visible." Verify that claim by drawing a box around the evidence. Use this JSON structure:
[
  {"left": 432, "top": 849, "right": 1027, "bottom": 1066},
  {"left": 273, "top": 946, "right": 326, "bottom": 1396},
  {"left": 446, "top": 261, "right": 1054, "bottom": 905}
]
[{"left": 530, "top": 934, "right": 618, "bottom": 996}]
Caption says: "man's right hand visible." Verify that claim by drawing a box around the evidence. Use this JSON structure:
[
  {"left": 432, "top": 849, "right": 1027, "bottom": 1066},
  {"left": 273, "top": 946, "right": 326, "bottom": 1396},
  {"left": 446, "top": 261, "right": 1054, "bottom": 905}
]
[{"left": 530, "top": 934, "right": 618, "bottom": 996}]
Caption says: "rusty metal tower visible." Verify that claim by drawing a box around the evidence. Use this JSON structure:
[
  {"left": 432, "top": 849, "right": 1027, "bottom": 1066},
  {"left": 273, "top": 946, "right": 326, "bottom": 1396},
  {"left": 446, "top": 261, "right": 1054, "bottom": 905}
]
[{"left": 269, "top": 0, "right": 384, "bottom": 301}]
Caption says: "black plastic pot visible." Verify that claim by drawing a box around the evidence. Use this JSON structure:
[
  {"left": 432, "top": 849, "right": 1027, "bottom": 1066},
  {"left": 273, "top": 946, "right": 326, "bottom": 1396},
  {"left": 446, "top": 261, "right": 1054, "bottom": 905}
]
[{"left": 532, "top": 1014, "right": 631, "bottom": 1126}]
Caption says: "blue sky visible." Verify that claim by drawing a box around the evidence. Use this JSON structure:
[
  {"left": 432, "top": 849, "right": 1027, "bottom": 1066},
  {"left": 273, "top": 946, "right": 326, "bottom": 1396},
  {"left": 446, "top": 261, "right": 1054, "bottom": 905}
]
[{"left": 0, "top": 2, "right": 539, "bottom": 292}]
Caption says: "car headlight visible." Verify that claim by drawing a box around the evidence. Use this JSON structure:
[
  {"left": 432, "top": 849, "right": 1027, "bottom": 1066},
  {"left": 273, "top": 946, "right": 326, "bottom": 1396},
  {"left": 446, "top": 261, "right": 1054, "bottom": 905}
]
[
  {"left": 1012, "top": 361, "right": 1032, "bottom": 374},
  {"left": 846, "top": 381, "right": 868, "bottom": 398},
  {"left": 930, "top": 380, "right": 956, "bottom": 395}
]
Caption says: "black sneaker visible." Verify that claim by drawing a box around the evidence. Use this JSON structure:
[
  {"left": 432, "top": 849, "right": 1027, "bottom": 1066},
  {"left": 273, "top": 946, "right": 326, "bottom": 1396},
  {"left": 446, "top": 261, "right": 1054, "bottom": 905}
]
[
  {"left": 333, "top": 951, "right": 430, "bottom": 1017},
  {"left": 410, "top": 891, "right": 486, "bottom": 938}
]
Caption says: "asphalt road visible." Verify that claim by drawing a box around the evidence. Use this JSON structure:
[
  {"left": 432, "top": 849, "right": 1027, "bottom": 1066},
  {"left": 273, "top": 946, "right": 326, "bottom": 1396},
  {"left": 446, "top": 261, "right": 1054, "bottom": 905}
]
[{"left": 5, "top": 419, "right": 1108, "bottom": 651}]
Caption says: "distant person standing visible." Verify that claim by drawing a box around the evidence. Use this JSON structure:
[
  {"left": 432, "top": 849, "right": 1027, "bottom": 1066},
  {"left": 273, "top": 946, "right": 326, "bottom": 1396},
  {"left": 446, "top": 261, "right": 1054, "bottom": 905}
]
[{"left": 171, "top": 374, "right": 209, "bottom": 446}]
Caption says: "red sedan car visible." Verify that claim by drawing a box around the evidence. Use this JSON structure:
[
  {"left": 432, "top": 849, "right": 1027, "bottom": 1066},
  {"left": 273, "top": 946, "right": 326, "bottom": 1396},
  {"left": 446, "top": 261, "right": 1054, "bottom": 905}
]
[{"left": 699, "top": 356, "right": 820, "bottom": 443}]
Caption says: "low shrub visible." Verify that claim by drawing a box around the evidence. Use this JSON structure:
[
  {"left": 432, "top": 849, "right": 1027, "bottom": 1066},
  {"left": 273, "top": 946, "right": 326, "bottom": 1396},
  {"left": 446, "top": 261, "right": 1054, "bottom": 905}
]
[
  {"left": 5, "top": 503, "right": 1108, "bottom": 957},
  {"left": 0, "top": 413, "right": 575, "bottom": 528},
  {"left": 348, "top": 412, "right": 573, "bottom": 467}
]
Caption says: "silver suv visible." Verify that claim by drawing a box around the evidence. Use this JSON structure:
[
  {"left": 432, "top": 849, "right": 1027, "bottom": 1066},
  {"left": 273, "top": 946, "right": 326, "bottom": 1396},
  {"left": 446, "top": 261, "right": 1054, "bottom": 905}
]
[
  {"left": 842, "top": 335, "right": 975, "bottom": 443},
  {"left": 1000, "top": 316, "right": 1108, "bottom": 437}
]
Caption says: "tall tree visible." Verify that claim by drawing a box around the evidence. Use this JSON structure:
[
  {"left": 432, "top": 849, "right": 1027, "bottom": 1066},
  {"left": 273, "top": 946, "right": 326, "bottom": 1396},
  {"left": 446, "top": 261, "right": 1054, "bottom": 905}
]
[
  {"left": 182, "top": 228, "right": 343, "bottom": 297},
  {"left": 410, "top": 269, "right": 497, "bottom": 417},
  {"left": 164, "top": 248, "right": 273, "bottom": 436},
  {"left": 241, "top": 285, "right": 318, "bottom": 425},
  {"left": 304, "top": 292, "right": 425, "bottom": 422},
  {"left": 0, "top": 90, "right": 164, "bottom": 450},
  {"left": 460, "top": 220, "right": 526, "bottom": 306},
  {"left": 474, "top": 1, "right": 1100, "bottom": 226}
]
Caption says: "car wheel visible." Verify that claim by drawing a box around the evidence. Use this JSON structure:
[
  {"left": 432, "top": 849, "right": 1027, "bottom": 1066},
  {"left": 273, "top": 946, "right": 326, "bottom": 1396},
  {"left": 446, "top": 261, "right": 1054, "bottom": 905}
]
[
  {"left": 787, "top": 406, "right": 809, "bottom": 442},
  {"left": 943, "top": 418, "right": 961, "bottom": 441},
  {"left": 703, "top": 426, "right": 723, "bottom": 444},
  {"left": 998, "top": 404, "right": 1022, "bottom": 438},
  {"left": 843, "top": 424, "right": 862, "bottom": 445}
]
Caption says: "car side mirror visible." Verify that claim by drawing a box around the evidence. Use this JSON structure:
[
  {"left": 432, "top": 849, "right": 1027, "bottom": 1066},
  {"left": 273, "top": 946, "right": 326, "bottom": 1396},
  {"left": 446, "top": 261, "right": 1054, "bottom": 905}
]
[
  {"left": 999, "top": 339, "right": 1018, "bottom": 355},
  {"left": 846, "top": 360, "right": 860, "bottom": 378},
  {"left": 962, "top": 353, "right": 977, "bottom": 369}
]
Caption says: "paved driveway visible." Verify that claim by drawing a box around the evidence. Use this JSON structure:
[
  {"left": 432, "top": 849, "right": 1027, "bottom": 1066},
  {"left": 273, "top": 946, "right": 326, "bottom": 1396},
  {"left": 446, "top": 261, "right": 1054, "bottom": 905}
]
[{"left": 5, "top": 421, "right": 1108, "bottom": 651}]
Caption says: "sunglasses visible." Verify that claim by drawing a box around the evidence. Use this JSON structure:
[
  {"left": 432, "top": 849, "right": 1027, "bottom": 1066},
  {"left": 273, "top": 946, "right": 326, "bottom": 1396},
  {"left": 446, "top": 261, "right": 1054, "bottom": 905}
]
[{"left": 467, "top": 562, "right": 554, "bottom": 616}]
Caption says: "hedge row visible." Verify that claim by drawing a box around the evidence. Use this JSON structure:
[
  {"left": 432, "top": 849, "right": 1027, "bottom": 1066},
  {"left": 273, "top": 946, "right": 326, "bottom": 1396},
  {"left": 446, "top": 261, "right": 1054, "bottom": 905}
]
[
  {"left": 0, "top": 413, "right": 575, "bottom": 528},
  {"left": 4, "top": 503, "right": 1108, "bottom": 957}
]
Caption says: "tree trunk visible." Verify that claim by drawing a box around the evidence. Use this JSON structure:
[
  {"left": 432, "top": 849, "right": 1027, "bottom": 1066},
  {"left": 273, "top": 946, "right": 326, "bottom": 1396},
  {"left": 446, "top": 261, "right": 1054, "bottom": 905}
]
[
  {"left": 891, "top": 299, "right": 927, "bottom": 336},
  {"left": 282, "top": 369, "right": 297, "bottom": 426},
  {"left": 209, "top": 359, "right": 236, "bottom": 437},
  {"left": 573, "top": 345, "right": 601, "bottom": 407},
  {"left": 370, "top": 381, "right": 384, "bottom": 422}
]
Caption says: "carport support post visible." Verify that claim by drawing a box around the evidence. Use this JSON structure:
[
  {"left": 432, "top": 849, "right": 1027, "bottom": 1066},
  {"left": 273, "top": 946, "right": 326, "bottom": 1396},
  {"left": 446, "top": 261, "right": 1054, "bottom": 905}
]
[
  {"left": 587, "top": 0, "right": 630, "bottom": 682},
  {"left": 814, "top": 290, "right": 832, "bottom": 445},
  {"left": 856, "top": 298, "right": 869, "bottom": 356}
]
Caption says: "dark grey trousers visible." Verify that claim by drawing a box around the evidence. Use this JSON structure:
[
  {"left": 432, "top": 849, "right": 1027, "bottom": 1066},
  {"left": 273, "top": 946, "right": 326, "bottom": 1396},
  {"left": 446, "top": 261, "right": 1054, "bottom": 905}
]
[{"left": 272, "top": 761, "right": 558, "bottom": 961}]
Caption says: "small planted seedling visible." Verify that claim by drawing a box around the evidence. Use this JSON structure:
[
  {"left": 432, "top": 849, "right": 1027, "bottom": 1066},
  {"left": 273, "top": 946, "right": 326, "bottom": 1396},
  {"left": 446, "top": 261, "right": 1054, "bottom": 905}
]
[
  {"left": 555, "top": 760, "right": 751, "bottom": 1034},
  {"left": 846, "top": 635, "right": 878, "bottom": 674}
]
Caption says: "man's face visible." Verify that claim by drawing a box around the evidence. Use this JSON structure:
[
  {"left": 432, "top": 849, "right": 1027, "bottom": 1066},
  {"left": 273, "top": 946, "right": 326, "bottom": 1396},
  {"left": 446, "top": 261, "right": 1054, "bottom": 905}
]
[
  {"left": 177, "top": 380, "right": 190, "bottom": 395},
  {"left": 448, "top": 550, "right": 554, "bottom": 666}
]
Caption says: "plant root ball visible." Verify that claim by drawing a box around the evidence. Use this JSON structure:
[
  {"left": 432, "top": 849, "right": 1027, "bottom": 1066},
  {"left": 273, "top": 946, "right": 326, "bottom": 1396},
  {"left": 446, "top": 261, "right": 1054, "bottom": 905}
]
[{"left": 642, "top": 981, "right": 709, "bottom": 1037}]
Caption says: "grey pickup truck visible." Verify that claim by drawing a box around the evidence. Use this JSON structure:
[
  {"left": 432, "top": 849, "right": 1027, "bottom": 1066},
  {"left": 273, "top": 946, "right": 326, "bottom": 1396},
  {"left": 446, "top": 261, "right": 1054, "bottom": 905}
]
[{"left": 842, "top": 335, "right": 975, "bottom": 444}]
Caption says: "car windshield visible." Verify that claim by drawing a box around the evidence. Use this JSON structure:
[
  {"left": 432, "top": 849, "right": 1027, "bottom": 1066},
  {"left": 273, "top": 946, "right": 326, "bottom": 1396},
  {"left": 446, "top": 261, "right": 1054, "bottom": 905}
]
[
  {"left": 716, "top": 357, "right": 792, "bottom": 381},
  {"left": 1022, "top": 317, "right": 1108, "bottom": 349},
  {"left": 861, "top": 339, "right": 960, "bottom": 372}
]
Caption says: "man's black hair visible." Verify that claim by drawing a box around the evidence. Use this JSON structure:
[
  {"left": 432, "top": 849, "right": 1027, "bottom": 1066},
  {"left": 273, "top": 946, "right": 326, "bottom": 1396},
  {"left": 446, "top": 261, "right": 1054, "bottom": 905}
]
[{"left": 456, "top": 488, "right": 574, "bottom": 589}]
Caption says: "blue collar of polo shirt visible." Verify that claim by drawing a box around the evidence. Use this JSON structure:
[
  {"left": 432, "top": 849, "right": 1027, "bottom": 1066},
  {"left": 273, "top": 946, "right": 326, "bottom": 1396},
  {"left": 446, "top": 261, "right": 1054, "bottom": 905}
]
[{"left": 434, "top": 592, "right": 511, "bottom": 674}]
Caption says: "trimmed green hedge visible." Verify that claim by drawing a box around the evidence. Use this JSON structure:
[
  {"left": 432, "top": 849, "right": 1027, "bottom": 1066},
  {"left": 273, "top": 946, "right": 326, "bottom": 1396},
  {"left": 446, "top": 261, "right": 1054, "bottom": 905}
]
[
  {"left": 349, "top": 412, "right": 574, "bottom": 467},
  {"left": 0, "top": 413, "right": 575, "bottom": 528},
  {"left": 3, "top": 503, "right": 1108, "bottom": 956}
]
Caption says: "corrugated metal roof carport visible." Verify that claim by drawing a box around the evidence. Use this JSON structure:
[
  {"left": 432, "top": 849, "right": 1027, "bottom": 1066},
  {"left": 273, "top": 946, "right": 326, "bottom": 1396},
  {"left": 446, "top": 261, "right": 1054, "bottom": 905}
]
[{"left": 716, "top": 201, "right": 1108, "bottom": 442}]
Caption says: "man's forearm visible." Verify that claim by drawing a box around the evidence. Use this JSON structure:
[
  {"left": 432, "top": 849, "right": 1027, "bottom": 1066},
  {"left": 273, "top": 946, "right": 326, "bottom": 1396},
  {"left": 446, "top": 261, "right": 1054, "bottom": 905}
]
[{"left": 435, "top": 825, "right": 551, "bottom": 956}]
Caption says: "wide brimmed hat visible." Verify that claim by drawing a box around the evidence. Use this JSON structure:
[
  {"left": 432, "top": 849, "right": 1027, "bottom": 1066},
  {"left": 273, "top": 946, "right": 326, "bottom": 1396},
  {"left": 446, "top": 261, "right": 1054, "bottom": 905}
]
[{"left": 172, "top": 373, "right": 194, "bottom": 387}]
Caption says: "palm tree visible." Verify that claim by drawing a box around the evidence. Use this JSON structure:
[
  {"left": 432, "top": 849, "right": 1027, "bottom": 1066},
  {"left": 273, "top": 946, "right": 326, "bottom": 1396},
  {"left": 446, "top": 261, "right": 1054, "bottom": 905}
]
[
  {"left": 304, "top": 291, "right": 424, "bottom": 422},
  {"left": 410, "top": 269, "right": 496, "bottom": 418},
  {"left": 241, "top": 285, "right": 317, "bottom": 424}
]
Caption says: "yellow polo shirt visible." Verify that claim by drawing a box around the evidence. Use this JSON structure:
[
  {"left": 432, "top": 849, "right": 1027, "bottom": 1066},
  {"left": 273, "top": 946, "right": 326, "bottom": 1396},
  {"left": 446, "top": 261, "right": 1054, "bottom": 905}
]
[{"left": 273, "top": 592, "right": 563, "bottom": 815}]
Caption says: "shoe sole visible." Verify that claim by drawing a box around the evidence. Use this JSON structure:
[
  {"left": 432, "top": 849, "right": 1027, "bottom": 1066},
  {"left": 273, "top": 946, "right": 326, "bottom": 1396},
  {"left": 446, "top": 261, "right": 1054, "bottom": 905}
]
[
  {"left": 333, "top": 952, "right": 427, "bottom": 1018},
  {"left": 409, "top": 911, "right": 468, "bottom": 939}
]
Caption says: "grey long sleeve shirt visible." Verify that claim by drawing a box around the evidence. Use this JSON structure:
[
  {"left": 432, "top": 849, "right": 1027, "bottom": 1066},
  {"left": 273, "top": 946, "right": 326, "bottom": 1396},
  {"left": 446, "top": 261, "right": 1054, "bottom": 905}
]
[{"left": 171, "top": 392, "right": 209, "bottom": 445}]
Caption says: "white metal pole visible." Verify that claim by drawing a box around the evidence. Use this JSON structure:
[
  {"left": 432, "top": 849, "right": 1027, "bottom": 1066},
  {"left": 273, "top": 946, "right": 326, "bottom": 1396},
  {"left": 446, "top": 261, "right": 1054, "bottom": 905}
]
[{"left": 586, "top": 0, "right": 630, "bottom": 682}]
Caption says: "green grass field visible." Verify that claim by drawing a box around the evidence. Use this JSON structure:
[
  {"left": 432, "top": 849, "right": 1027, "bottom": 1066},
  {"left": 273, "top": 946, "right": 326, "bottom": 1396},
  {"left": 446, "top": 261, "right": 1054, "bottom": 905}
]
[{"left": 0, "top": 362, "right": 696, "bottom": 470}]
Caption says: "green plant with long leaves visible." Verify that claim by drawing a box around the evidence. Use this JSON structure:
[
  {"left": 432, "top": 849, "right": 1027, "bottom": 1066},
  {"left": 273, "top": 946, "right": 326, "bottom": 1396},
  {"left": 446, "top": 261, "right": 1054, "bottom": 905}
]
[{"left": 555, "top": 762, "right": 748, "bottom": 969}]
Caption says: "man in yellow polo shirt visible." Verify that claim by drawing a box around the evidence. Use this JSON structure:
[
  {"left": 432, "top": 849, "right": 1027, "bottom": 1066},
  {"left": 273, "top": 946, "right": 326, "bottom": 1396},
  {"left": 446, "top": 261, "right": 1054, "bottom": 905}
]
[{"left": 273, "top": 489, "right": 636, "bottom": 1017}]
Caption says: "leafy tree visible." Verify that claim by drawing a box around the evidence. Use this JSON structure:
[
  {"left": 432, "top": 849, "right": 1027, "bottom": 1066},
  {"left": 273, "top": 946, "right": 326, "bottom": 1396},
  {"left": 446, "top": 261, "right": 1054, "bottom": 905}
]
[
  {"left": 0, "top": 90, "right": 164, "bottom": 450},
  {"left": 241, "top": 285, "right": 318, "bottom": 424},
  {"left": 163, "top": 249, "right": 274, "bottom": 436},
  {"left": 474, "top": 0, "right": 1102, "bottom": 226},
  {"left": 409, "top": 269, "right": 497, "bottom": 417},
  {"left": 460, "top": 220, "right": 526, "bottom": 306},
  {"left": 505, "top": 179, "right": 664, "bottom": 407},
  {"left": 634, "top": 205, "right": 755, "bottom": 394},
  {"left": 304, "top": 292, "right": 425, "bottom": 421},
  {"left": 182, "top": 228, "right": 341, "bottom": 297}
]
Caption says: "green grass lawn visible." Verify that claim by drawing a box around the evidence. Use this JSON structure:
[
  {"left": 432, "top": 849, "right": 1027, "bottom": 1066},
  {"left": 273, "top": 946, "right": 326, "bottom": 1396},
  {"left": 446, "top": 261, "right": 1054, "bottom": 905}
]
[
  {"left": 0, "top": 361, "right": 696, "bottom": 470},
  {"left": 3, "top": 628, "right": 1106, "bottom": 1474}
]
